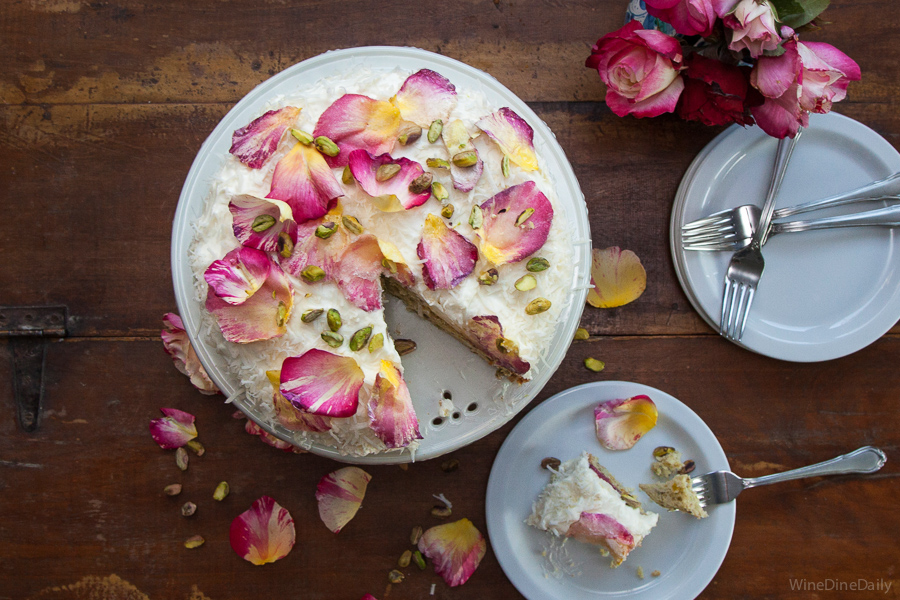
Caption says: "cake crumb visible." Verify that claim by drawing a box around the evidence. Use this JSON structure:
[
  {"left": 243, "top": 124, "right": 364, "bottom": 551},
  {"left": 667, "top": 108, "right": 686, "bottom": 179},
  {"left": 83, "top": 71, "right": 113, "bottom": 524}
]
[
  {"left": 637, "top": 566, "right": 645, "bottom": 579},
  {"left": 652, "top": 570, "right": 661, "bottom": 577}
]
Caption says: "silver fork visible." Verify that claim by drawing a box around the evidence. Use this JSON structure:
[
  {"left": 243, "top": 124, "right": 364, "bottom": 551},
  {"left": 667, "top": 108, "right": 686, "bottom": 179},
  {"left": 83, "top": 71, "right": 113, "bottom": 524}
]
[
  {"left": 682, "top": 171, "right": 900, "bottom": 246},
  {"left": 720, "top": 130, "right": 802, "bottom": 341},
  {"left": 684, "top": 202, "right": 900, "bottom": 251},
  {"left": 691, "top": 446, "right": 886, "bottom": 508}
]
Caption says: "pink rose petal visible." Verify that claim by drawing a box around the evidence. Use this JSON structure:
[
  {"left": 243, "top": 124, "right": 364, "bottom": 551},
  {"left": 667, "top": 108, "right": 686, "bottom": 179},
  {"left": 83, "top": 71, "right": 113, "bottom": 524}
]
[
  {"left": 205, "top": 257, "right": 294, "bottom": 344},
  {"left": 204, "top": 247, "right": 272, "bottom": 306},
  {"left": 594, "top": 395, "right": 658, "bottom": 450},
  {"left": 230, "top": 106, "right": 301, "bottom": 169},
  {"left": 469, "top": 315, "right": 531, "bottom": 376},
  {"left": 378, "top": 239, "right": 416, "bottom": 287},
  {"left": 279, "top": 215, "right": 348, "bottom": 281},
  {"left": 316, "top": 466, "right": 372, "bottom": 533},
  {"left": 348, "top": 150, "right": 431, "bottom": 212},
  {"left": 280, "top": 349, "right": 365, "bottom": 418},
  {"left": 267, "top": 142, "right": 344, "bottom": 223},
  {"left": 417, "top": 214, "right": 478, "bottom": 290},
  {"left": 418, "top": 518, "right": 487, "bottom": 587},
  {"left": 244, "top": 419, "right": 307, "bottom": 453},
  {"left": 476, "top": 107, "right": 538, "bottom": 171},
  {"left": 566, "top": 512, "right": 636, "bottom": 563},
  {"left": 229, "top": 194, "right": 299, "bottom": 253},
  {"left": 149, "top": 407, "right": 197, "bottom": 449},
  {"left": 587, "top": 247, "right": 647, "bottom": 308},
  {"left": 390, "top": 69, "right": 458, "bottom": 128},
  {"left": 229, "top": 496, "right": 296, "bottom": 565},
  {"left": 368, "top": 361, "right": 422, "bottom": 449},
  {"left": 161, "top": 313, "right": 219, "bottom": 395},
  {"left": 442, "top": 119, "right": 483, "bottom": 192},
  {"left": 313, "top": 94, "right": 402, "bottom": 167},
  {"left": 266, "top": 370, "right": 332, "bottom": 433},
  {"left": 332, "top": 234, "right": 386, "bottom": 312},
  {"left": 477, "top": 181, "right": 553, "bottom": 266}
]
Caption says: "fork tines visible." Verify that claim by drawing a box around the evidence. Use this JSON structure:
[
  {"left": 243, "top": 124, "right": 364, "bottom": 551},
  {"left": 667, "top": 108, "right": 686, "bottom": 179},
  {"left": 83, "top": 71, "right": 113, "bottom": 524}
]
[{"left": 691, "top": 477, "right": 709, "bottom": 508}]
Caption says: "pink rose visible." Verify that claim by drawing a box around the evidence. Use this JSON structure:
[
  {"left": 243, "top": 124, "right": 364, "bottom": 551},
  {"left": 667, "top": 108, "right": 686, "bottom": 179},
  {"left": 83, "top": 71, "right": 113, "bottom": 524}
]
[
  {"left": 644, "top": 0, "right": 719, "bottom": 37},
  {"left": 585, "top": 21, "right": 684, "bottom": 119},
  {"left": 720, "top": 0, "right": 781, "bottom": 57},
  {"left": 750, "top": 39, "right": 861, "bottom": 138},
  {"left": 677, "top": 54, "right": 761, "bottom": 126}
]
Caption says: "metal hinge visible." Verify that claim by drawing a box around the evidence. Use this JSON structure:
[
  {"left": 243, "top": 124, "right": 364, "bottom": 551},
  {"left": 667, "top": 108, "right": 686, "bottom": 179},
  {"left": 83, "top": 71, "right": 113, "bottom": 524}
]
[{"left": 1, "top": 306, "right": 68, "bottom": 432}]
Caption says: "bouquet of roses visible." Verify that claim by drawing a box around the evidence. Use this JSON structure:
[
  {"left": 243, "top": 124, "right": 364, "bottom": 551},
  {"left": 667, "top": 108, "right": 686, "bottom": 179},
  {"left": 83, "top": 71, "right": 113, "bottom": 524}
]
[{"left": 586, "top": 0, "right": 860, "bottom": 138}]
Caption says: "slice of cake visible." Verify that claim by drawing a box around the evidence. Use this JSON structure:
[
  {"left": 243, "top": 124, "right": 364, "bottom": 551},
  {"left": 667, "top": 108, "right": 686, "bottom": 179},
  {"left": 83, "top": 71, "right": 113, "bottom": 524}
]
[
  {"left": 640, "top": 474, "right": 708, "bottom": 519},
  {"left": 526, "top": 453, "right": 658, "bottom": 567},
  {"left": 189, "top": 66, "right": 576, "bottom": 457}
]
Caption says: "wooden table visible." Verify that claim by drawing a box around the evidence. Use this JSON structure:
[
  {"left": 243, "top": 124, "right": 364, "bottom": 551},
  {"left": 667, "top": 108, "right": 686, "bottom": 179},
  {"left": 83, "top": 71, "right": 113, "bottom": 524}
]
[{"left": 2, "top": 1, "right": 899, "bottom": 598}]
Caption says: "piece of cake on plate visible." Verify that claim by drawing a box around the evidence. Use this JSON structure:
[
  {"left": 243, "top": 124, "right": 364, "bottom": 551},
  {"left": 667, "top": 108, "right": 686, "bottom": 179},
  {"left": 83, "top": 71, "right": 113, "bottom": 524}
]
[
  {"left": 526, "top": 452, "right": 658, "bottom": 567},
  {"left": 189, "top": 66, "right": 577, "bottom": 457},
  {"left": 640, "top": 475, "right": 708, "bottom": 519}
]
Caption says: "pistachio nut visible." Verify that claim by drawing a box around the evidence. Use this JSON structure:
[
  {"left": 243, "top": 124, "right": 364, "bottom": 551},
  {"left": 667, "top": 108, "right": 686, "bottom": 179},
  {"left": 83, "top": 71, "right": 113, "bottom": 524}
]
[
  {"left": 525, "top": 297, "right": 551, "bottom": 315},
  {"left": 410, "top": 525, "right": 423, "bottom": 545},
  {"left": 452, "top": 150, "right": 478, "bottom": 168},
  {"left": 301, "top": 308, "right": 323, "bottom": 323},
  {"left": 394, "top": 339, "right": 417, "bottom": 356},
  {"left": 277, "top": 231, "right": 294, "bottom": 258},
  {"left": 515, "top": 274, "right": 537, "bottom": 292},
  {"left": 376, "top": 163, "right": 401, "bottom": 182},
  {"left": 321, "top": 331, "right": 343, "bottom": 348},
  {"left": 164, "top": 483, "right": 182, "bottom": 496},
  {"left": 251, "top": 214, "right": 276, "bottom": 232},
  {"left": 441, "top": 458, "right": 460, "bottom": 473},
  {"left": 341, "top": 165, "right": 355, "bottom": 185},
  {"left": 186, "top": 439, "right": 205, "bottom": 456},
  {"left": 515, "top": 207, "right": 535, "bottom": 227},
  {"left": 541, "top": 457, "right": 561, "bottom": 470},
  {"left": 349, "top": 326, "right": 373, "bottom": 351},
  {"left": 213, "top": 481, "right": 230, "bottom": 501},
  {"left": 496, "top": 337, "right": 518, "bottom": 355},
  {"left": 478, "top": 268, "right": 499, "bottom": 286},
  {"left": 314, "top": 135, "right": 340, "bottom": 157},
  {"left": 584, "top": 357, "right": 605, "bottom": 372},
  {"left": 574, "top": 327, "right": 590, "bottom": 340},
  {"left": 326, "top": 308, "right": 341, "bottom": 332},
  {"left": 342, "top": 215, "right": 363, "bottom": 235},
  {"left": 275, "top": 301, "right": 289, "bottom": 328},
  {"left": 181, "top": 501, "right": 197, "bottom": 517},
  {"left": 680, "top": 459, "right": 696, "bottom": 474},
  {"left": 469, "top": 205, "right": 484, "bottom": 229},
  {"left": 398, "top": 549, "right": 412, "bottom": 568},
  {"left": 368, "top": 332, "right": 384, "bottom": 353},
  {"left": 388, "top": 570, "right": 404, "bottom": 584},
  {"left": 175, "top": 447, "right": 189, "bottom": 471},
  {"left": 398, "top": 128, "right": 422, "bottom": 146},
  {"left": 427, "top": 119, "right": 443, "bottom": 143},
  {"left": 413, "top": 549, "right": 427, "bottom": 570},
  {"left": 431, "top": 181, "right": 449, "bottom": 202},
  {"left": 290, "top": 128, "right": 314, "bottom": 145},
  {"left": 426, "top": 157, "right": 450, "bottom": 169},
  {"left": 526, "top": 257, "right": 550, "bottom": 272},
  {"left": 431, "top": 506, "right": 452, "bottom": 518},
  {"left": 301, "top": 265, "right": 326, "bottom": 282},
  {"left": 501, "top": 154, "right": 510, "bottom": 177},
  {"left": 653, "top": 446, "right": 676, "bottom": 459},
  {"left": 440, "top": 203, "right": 454, "bottom": 219},
  {"left": 184, "top": 535, "right": 205, "bottom": 549},
  {"left": 408, "top": 172, "right": 433, "bottom": 194},
  {"left": 315, "top": 221, "right": 337, "bottom": 239}
]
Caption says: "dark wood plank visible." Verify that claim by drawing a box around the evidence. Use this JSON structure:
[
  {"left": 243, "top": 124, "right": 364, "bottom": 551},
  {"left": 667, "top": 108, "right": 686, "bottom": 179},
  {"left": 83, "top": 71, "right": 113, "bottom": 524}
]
[{"left": 1, "top": 337, "right": 897, "bottom": 598}]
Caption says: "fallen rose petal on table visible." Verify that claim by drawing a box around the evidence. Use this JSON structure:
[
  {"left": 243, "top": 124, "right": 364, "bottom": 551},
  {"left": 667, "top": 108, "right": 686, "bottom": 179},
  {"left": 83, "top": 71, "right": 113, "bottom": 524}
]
[
  {"left": 230, "top": 496, "right": 296, "bottom": 565},
  {"left": 587, "top": 247, "right": 646, "bottom": 308},
  {"left": 316, "top": 466, "right": 372, "bottom": 533},
  {"left": 161, "top": 313, "right": 219, "bottom": 395},
  {"left": 418, "top": 518, "right": 487, "bottom": 587},
  {"left": 149, "top": 407, "right": 197, "bottom": 450}
]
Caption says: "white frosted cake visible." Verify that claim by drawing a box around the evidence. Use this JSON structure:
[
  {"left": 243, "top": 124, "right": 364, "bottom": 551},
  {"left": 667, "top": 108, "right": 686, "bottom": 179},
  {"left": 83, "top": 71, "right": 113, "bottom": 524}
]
[
  {"left": 189, "top": 66, "right": 576, "bottom": 457},
  {"left": 527, "top": 453, "right": 658, "bottom": 566}
]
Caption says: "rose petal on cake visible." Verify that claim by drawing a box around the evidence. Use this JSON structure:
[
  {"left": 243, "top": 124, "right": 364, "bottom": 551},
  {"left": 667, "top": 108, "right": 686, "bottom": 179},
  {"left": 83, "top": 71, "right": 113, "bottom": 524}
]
[
  {"left": 243, "top": 419, "right": 306, "bottom": 453},
  {"left": 313, "top": 94, "right": 402, "bottom": 167},
  {"left": 417, "top": 214, "right": 478, "bottom": 290},
  {"left": 566, "top": 512, "right": 635, "bottom": 563},
  {"left": 477, "top": 181, "right": 553, "bottom": 266},
  {"left": 267, "top": 142, "right": 344, "bottom": 222},
  {"left": 161, "top": 313, "right": 219, "bottom": 395},
  {"left": 347, "top": 150, "right": 431, "bottom": 212},
  {"left": 229, "top": 496, "right": 296, "bottom": 565},
  {"left": 594, "top": 395, "right": 658, "bottom": 451},
  {"left": 279, "top": 215, "right": 348, "bottom": 281},
  {"left": 204, "top": 247, "right": 272, "bottom": 305},
  {"left": 390, "top": 69, "right": 458, "bottom": 128},
  {"left": 230, "top": 106, "right": 301, "bottom": 169},
  {"left": 280, "top": 349, "right": 364, "bottom": 418},
  {"left": 417, "top": 518, "right": 487, "bottom": 587},
  {"left": 469, "top": 315, "right": 531, "bottom": 375},
  {"left": 149, "top": 407, "right": 197, "bottom": 449},
  {"left": 475, "top": 107, "right": 538, "bottom": 171},
  {"left": 442, "top": 119, "right": 483, "bottom": 192},
  {"left": 229, "top": 194, "right": 299, "bottom": 253},
  {"left": 333, "top": 234, "right": 385, "bottom": 312},
  {"left": 205, "top": 259, "right": 294, "bottom": 344},
  {"left": 587, "top": 247, "right": 647, "bottom": 308},
  {"left": 367, "top": 360, "right": 422, "bottom": 449},
  {"left": 377, "top": 239, "right": 416, "bottom": 287},
  {"left": 316, "top": 466, "right": 372, "bottom": 533},
  {"left": 266, "top": 370, "right": 332, "bottom": 433}
]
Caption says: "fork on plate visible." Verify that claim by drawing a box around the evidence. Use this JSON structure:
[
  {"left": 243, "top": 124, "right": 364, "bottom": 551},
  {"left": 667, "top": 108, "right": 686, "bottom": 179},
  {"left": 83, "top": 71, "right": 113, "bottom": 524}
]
[
  {"left": 720, "top": 130, "right": 802, "bottom": 341},
  {"left": 681, "top": 171, "right": 900, "bottom": 249},
  {"left": 691, "top": 446, "right": 886, "bottom": 508},
  {"left": 684, "top": 202, "right": 900, "bottom": 251}
]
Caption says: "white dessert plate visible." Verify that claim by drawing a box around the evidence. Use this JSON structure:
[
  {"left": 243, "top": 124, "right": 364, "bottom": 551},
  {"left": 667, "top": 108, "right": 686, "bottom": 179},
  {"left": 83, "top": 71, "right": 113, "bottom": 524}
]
[
  {"left": 486, "top": 381, "right": 735, "bottom": 600},
  {"left": 171, "top": 46, "right": 591, "bottom": 464},
  {"left": 670, "top": 112, "right": 900, "bottom": 362}
]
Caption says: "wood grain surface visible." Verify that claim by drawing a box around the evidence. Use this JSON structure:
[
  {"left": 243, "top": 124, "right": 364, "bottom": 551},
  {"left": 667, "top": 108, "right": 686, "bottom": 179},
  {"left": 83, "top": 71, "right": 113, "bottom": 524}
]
[{"left": 2, "top": 0, "right": 899, "bottom": 598}]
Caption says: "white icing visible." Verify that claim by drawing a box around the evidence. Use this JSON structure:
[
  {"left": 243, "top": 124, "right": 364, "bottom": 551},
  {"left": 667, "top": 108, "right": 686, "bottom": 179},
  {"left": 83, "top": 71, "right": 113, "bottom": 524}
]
[{"left": 189, "top": 66, "right": 575, "bottom": 457}]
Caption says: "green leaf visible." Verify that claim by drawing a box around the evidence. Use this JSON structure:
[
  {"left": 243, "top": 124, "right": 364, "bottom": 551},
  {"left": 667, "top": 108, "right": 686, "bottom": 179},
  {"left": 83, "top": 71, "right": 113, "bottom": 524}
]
[{"left": 770, "top": 0, "right": 830, "bottom": 29}]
